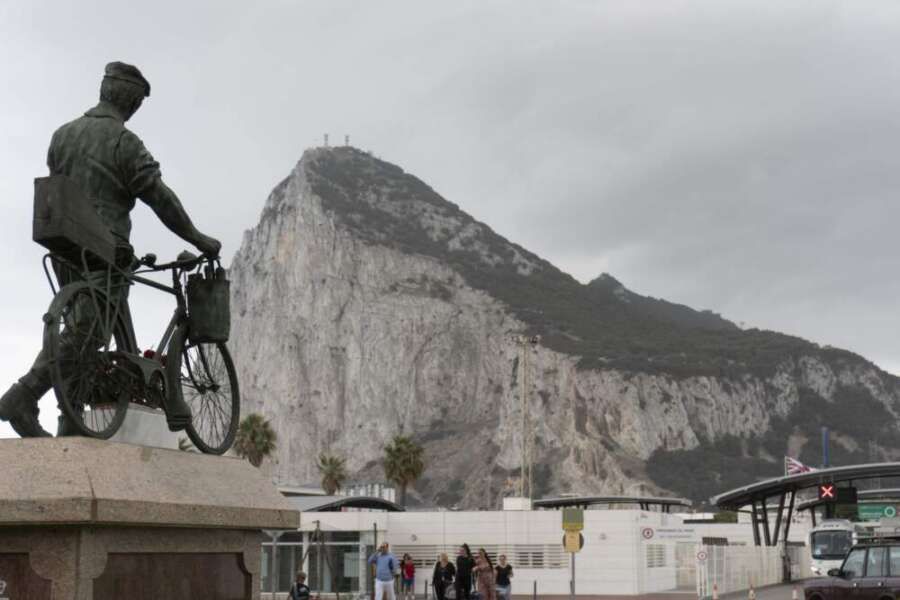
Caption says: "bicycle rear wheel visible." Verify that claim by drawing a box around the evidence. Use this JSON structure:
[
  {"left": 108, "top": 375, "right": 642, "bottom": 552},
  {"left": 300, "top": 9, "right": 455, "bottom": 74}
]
[
  {"left": 167, "top": 325, "right": 240, "bottom": 454},
  {"left": 43, "top": 282, "right": 132, "bottom": 438}
]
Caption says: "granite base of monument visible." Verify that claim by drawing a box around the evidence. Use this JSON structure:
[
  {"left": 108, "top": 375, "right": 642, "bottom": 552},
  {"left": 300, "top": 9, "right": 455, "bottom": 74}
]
[
  {"left": 108, "top": 404, "right": 181, "bottom": 450},
  {"left": 0, "top": 437, "right": 298, "bottom": 600}
]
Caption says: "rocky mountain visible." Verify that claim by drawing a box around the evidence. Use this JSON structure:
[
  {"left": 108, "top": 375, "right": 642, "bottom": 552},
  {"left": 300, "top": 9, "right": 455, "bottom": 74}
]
[{"left": 229, "top": 147, "right": 900, "bottom": 507}]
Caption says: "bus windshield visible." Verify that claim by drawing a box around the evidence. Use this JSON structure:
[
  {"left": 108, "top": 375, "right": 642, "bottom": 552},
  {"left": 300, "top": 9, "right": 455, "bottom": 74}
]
[{"left": 811, "top": 530, "right": 853, "bottom": 560}]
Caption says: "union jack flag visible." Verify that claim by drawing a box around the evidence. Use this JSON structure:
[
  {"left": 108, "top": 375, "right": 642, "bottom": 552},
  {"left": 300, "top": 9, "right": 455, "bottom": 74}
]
[{"left": 785, "top": 456, "right": 815, "bottom": 476}]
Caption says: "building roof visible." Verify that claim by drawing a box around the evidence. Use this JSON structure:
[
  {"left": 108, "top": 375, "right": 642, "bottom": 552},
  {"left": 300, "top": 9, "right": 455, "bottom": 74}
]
[
  {"left": 278, "top": 484, "right": 328, "bottom": 497},
  {"left": 533, "top": 495, "right": 691, "bottom": 510},
  {"left": 285, "top": 495, "right": 405, "bottom": 512},
  {"left": 858, "top": 488, "right": 900, "bottom": 501},
  {"left": 711, "top": 463, "right": 900, "bottom": 509}
]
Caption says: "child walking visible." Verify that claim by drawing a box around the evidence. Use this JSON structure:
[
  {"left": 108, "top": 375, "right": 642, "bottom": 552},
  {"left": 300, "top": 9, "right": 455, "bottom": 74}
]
[{"left": 401, "top": 553, "right": 416, "bottom": 600}]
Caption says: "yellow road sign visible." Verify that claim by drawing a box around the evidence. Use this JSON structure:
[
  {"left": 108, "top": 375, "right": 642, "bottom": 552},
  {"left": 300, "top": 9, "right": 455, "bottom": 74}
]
[
  {"left": 564, "top": 530, "right": 584, "bottom": 553},
  {"left": 562, "top": 507, "right": 584, "bottom": 531}
]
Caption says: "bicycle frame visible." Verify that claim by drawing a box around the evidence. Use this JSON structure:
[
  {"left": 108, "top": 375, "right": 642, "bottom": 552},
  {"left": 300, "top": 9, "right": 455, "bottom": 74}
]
[
  {"left": 42, "top": 248, "right": 203, "bottom": 376},
  {"left": 130, "top": 268, "right": 187, "bottom": 359},
  {"left": 40, "top": 246, "right": 236, "bottom": 449}
]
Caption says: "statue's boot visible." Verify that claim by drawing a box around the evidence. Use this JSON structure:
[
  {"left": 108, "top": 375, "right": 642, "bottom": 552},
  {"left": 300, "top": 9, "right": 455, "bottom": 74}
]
[
  {"left": 0, "top": 381, "right": 52, "bottom": 438},
  {"left": 165, "top": 393, "right": 193, "bottom": 432}
]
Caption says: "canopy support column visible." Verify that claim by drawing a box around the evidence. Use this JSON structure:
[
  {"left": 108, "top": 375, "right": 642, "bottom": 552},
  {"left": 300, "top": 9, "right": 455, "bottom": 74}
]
[
  {"left": 783, "top": 491, "right": 796, "bottom": 543},
  {"left": 751, "top": 501, "right": 761, "bottom": 546},
  {"left": 761, "top": 498, "right": 772, "bottom": 546},
  {"left": 773, "top": 492, "right": 786, "bottom": 544}
]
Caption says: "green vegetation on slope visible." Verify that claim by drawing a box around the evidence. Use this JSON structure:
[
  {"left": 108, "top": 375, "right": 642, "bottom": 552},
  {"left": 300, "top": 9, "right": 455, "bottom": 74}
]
[
  {"left": 646, "top": 385, "right": 900, "bottom": 504},
  {"left": 302, "top": 147, "right": 879, "bottom": 380}
]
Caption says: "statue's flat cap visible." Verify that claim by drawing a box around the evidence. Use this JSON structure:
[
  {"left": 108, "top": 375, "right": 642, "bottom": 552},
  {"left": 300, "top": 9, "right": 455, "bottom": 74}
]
[{"left": 104, "top": 61, "right": 150, "bottom": 97}]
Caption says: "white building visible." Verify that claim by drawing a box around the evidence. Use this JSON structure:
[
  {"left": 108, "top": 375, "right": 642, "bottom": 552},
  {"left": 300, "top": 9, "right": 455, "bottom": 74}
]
[{"left": 261, "top": 496, "right": 811, "bottom": 597}]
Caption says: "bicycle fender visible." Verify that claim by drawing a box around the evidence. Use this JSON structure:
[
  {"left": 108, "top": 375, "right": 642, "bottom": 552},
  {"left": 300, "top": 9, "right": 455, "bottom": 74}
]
[{"left": 41, "top": 281, "right": 97, "bottom": 352}]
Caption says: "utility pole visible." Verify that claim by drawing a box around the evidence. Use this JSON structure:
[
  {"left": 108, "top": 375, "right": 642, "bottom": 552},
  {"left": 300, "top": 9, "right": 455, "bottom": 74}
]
[
  {"left": 513, "top": 334, "right": 540, "bottom": 500},
  {"left": 521, "top": 335, "right": 529, "bottom": 499}
]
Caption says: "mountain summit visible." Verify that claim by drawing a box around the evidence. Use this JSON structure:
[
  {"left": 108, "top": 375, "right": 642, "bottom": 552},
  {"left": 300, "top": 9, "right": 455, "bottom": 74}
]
[
  {"left": 303, "top": 147, "right": 841, "bottom": 377},
  {"left": 229, "top": 147, "right": 900, "bottom": 506}
]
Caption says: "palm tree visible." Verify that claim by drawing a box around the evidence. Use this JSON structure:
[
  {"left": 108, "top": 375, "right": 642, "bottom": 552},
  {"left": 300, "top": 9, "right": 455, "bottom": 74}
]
[
  {"left": 383, "top": 435, "right": 425, "bottom": 507},
  {"left": 234, "top": 413, "right": 277, "bottom": 467},
  {"left": 317, "top": 453, "right": 348, "bottom": 495}
]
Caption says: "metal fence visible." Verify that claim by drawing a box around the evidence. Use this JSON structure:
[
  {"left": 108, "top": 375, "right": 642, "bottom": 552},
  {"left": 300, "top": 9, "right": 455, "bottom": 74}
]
[
  {"left": 696, "top": 544, "right": 784, "bottom": 597},
  {"left": 390, "top": 544, "right": 568, "bottom": 570}
]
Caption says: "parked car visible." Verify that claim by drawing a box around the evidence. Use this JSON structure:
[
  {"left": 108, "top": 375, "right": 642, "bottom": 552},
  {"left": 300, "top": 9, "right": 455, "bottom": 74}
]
[{"left": 805, "top": 540, "right": 900, "bottom": 600}]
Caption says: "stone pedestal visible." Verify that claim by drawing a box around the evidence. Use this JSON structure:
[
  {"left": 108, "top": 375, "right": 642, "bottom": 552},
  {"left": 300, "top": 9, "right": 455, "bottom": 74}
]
[
  {"left": 0, "top": 438, "right": 299, "bottom": 600},
  {"left": 108, "top": 404, "right": 181, "bottom": 450}
]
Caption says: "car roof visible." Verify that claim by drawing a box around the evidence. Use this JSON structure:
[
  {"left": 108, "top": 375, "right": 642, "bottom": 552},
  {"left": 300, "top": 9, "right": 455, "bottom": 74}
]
[{"left": 851, "top": 539, "right": 900, "bottom": 548}]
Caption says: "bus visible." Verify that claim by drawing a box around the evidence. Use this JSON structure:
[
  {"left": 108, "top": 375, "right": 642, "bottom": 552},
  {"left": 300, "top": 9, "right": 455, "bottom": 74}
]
[{"left": 808, "top": 520, "right": 872, "bottom": 576}]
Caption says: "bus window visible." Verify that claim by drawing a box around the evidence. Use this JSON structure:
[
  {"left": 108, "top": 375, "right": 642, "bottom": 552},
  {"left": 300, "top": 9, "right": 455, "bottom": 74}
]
[{"left": 811, "top": 531, "right": 853, "bottom": 560}]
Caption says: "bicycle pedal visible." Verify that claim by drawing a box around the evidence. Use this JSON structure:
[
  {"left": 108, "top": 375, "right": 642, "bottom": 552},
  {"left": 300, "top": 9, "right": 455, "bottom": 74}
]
[{"left": 166, "top": 419, "right": 190, "bottom": 432}]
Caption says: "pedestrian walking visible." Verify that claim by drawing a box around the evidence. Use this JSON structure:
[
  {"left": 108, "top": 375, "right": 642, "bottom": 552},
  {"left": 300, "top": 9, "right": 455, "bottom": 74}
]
[
  {"left": 369, "top": 543, "right": 399, "bottom": 600},
  {"left": 494, "top": 555, "right": 513, "bottom": 600},
  {"left": 473, "top": 548, "right": 496, "bottom": 600},
  {"left": 433, "top": 553, "right": 456, "bottom": 600},
  {"left": 401, "top": 553, "right": 416, "bottom": 600},
  {"left": 455, "top": 544, "right": 475, "bottom": 600},
  {"left": 289, "top": 572, "right": 312, "bottom": 600}
]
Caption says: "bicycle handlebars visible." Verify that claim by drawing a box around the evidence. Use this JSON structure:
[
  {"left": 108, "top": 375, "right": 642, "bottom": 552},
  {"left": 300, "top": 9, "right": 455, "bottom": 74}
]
[{"left": 136, "top": 251, "right": 219, "bottom": 273}]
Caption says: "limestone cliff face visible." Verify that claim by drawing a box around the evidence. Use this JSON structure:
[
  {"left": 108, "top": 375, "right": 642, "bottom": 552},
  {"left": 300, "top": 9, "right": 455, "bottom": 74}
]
[{"left": 229, "top": 148, "right": 900, "bottom": 507}]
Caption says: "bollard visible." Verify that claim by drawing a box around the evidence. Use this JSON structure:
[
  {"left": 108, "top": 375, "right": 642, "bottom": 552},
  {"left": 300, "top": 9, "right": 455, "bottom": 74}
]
[
  {"left": 533, "top": 580, "right": 537, "bottom": 600},
  {"left": 712, "top": 584, "right": 719, "bottom": 600},
  {"left": 748, "top": 585, "right": 756, "bottom": 600},
  {"left": 792, "top": 587, "right": 799, "bottom": 600}
]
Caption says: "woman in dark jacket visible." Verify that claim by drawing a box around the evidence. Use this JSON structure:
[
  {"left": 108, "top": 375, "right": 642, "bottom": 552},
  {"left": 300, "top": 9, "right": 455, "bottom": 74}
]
[
  {"left": 433, "top": 552, "right": 456, "bottom": 600},
  {"left": 455, "top": 544, "right": 474, "bottom": 600}
]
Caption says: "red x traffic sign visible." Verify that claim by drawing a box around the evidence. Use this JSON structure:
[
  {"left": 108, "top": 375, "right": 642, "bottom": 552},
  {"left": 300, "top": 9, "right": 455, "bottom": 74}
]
[{"left": 818, "top": 484, "right": 836, "bottom": 500}]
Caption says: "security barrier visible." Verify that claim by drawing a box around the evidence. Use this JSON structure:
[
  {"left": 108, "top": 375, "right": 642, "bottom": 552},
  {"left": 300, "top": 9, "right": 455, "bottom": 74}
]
[{"left": 696, "top": 544, "right": 783, "bottom": 597}]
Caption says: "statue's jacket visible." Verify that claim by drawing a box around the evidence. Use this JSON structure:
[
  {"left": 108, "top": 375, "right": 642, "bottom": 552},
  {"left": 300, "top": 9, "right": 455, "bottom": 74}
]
[{"left": 46, "top": 102, "right": 161, "bottom": 243}]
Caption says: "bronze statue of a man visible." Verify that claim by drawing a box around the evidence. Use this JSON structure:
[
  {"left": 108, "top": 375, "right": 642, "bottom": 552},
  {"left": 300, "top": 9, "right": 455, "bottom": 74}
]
[{"left": 0, "top": 62, "right": 221, "bottom": 437}]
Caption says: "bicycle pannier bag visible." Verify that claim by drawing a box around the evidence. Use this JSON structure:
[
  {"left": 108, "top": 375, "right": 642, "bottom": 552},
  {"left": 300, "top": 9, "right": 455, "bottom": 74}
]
[
  {"left": 187, "top": 266, "right": 231, "bottom": 344},
  {"left": 33, "top": 175, "right": 116, "bottom": 266}
]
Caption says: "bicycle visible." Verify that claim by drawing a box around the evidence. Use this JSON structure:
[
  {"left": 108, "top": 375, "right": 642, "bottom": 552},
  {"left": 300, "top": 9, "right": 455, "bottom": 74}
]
[{"left": 38, "top": 245, "right": 240, "bottom": 455}]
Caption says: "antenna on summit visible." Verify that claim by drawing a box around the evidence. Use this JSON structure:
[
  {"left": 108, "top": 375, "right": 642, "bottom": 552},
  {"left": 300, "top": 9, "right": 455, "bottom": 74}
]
[
  {"left": 345, "top": 134, "right": 350, "bottom": 146},
  {"left": 323, "top": 133, "right": 329, "bottom": 147}
]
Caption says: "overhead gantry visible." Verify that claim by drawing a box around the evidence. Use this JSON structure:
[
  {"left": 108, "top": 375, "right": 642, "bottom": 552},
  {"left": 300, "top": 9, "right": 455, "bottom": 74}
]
[{"left": 711, "top": 462, "right": 900, "bottom": 546}]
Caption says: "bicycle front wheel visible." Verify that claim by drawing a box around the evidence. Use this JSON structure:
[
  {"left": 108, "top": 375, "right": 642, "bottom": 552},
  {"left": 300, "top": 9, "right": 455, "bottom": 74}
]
[
  {"left": 167, "top": 325, "right": 240, "bottom": 454},
  {"left": 43, "top": 282, "right": 132, "bottom": 438}
]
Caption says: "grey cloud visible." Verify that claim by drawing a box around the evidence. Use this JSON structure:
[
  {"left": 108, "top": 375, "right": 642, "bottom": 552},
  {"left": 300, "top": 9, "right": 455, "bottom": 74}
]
[{"left": 1, "top": 0, "right": 899, "bottom": 435}]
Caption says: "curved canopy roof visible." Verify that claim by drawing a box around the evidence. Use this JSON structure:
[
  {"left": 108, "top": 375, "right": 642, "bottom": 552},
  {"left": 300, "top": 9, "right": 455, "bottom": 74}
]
[
  {"left": 286, "top": 495, "right": 405, "bottom": 512},
  {"left": 712, "top": 462, "right": 900, "bottom": 509},
  {"left": 534, "top": 495, "right": 691, "bottom": 510}
]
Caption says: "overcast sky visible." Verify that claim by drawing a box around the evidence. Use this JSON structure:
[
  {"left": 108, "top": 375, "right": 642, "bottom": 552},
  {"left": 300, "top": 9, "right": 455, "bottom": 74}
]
[{"left": 2, "top": 0, "right": 899, "bottom": 437}]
